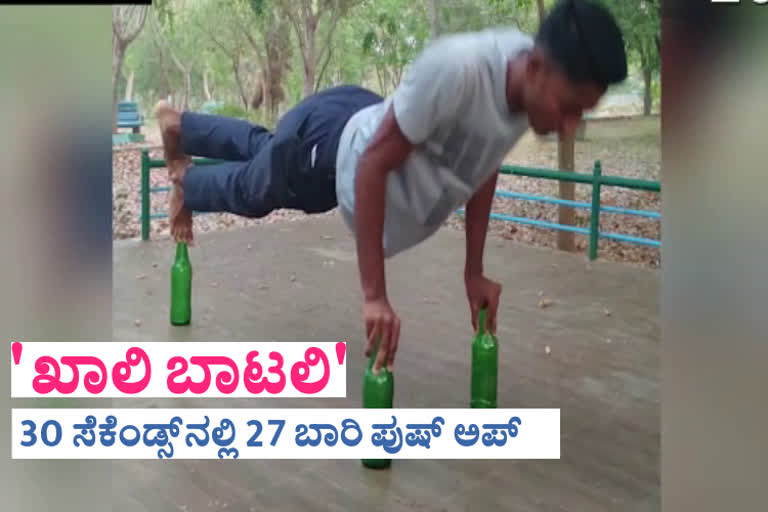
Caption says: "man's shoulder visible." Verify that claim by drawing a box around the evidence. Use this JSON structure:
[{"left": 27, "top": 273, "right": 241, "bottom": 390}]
[
  {"left": 428, "top": 27, "right": 533, "bottom": 60},
  {"left": 408, "top": 28, "right": 532, "bottom": 92}
]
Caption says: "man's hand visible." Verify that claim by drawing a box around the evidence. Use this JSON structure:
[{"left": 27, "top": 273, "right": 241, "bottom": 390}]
[
  {"left": 363, "top": 296, "right": 401, "bottom": 373},
  {"left": 465, "top": 274, "right": 502, "bottom": 333}
]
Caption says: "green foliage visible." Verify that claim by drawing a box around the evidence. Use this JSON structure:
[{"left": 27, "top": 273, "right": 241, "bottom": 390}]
[
  {"left": 209, "top": 103, "right": 250, "bottom": 119},
  {"left": 250, "top": 0, "right": 266, "bottom": 16},
  {"left": 595, "top": 0, "right": 659, "bottom": 71},
  {"left": 125, "top": 0, "right": 659, "bottom": 116}
]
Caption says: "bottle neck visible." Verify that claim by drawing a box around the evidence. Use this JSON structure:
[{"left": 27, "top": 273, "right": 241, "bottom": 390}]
[
  {"left": 175, "top": 242, "right": 188, "bottom": 262},
  {"left": 477, "top": 307, "right": 487, "bottom": 336}
]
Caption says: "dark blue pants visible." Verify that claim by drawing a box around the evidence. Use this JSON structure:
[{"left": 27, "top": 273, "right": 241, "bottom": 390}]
[{"left": 180, "top": 85, "right": 383, "bottom": 217}]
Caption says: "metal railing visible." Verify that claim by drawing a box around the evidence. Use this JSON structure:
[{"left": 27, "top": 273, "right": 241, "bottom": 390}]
[
  {"left": 140, "top": 149, "right": 220, "bottom": 240},
  {"left": 470, "top": 161, "right": 661, "bottom": 260},
  {"left": 140, "top": 149, "right": 660, "bottom": 260}
]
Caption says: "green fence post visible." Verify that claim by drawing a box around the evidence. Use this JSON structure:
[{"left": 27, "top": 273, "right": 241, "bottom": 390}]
[
  {"left": 588, "top": 160, "right": 602, "bottom": 261},
  {"left": 141, "top": 149, "right": 150, "bottom": 241}
]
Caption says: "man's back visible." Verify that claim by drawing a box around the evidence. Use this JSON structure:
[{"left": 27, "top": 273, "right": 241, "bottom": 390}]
[{"left": 336, "top": 28, "right": 533, "bottom": 258}]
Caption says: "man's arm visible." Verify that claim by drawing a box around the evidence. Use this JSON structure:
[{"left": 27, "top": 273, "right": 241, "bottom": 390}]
[
  {"left": 464, "top": 169, "right": 502, "bottom": 332},
  {"left": 355, "top": 39, "right": 465, "bottom": 370},
  {"left": 354, "top": 105, "right": 413, "bottom": 370},
  {"left": 464, "top": 170, "right": 498, "bottom": 278}
]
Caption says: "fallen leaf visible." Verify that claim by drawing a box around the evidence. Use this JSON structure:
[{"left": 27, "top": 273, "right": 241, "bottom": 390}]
[
  {"left": 289, "top": 274, "right": 296, "bottom": 282},
  {"left": 247, "top": 244, "right": 252, "bottom": 250},
  {"left": 538, "top": 298, "right": 553, "bottom": 308},
  {"left": 136, "top": 274, "right": 147, "bottom": 280},
  {"left": 545, "top": 345, "right": 551, "bottom": 355},
  {"left": 134, "top": 319, "right": 142, "bottom": 327},
  {"left": 603, "top": 308, "right": 612, "bottom": 316}
]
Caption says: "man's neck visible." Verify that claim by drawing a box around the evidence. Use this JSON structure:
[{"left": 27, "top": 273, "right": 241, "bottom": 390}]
[{"left": 505, "top": 53, "right": 528, "bottom": 114}]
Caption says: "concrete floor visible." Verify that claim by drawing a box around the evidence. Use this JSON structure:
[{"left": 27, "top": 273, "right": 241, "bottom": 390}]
[{"left": 112, "top": 214, "right": 659, "bottom": 511}]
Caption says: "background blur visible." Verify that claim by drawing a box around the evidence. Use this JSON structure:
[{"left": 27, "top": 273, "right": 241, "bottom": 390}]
[
  {"left": 0, "top": 6, "right": 113, "bottom": 512},
  {"left": 661, "top": 1, "right": 768, "bottom": 510}
]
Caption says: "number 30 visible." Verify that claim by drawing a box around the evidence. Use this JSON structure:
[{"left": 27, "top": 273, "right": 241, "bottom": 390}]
[{"left": 20, "top": 419, "right": 62, "bottom": 447}]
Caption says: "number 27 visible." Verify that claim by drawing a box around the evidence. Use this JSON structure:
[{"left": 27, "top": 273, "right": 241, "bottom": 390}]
[{"left": 247, "top": 419, "right": 285, "bottom": 447}]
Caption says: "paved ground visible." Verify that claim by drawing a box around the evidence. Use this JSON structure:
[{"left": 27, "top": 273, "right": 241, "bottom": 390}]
[{"left": 112, "top": 214, "right": 659, "bottom": 511}]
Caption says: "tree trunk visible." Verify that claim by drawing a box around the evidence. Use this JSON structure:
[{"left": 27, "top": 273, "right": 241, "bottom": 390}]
[
  {"left": 233, "top": 58, "right": 249, "bottom": 110},
  {"left": 428, "top": 0, "right": 439, "bottom": 39},
  {"left": 640, "top": 46, "right": 653, "bottom": 116},
  {"left": 302, "top": 21, "right": 316, "bottom": 98},
  {"left": 112, "top": 38, "right": 126, "bottom": 134},
  {"left": 203, "top": 69, "right": 212, "bottom": 101},
  {"left": 182, "top": 70, "right": 191, "bottom": 111},
  {"left": 643, "top": 67, "right": 652, "bottom": 115},
  {"left": 125, "top": 70, "right": 135, "bottom": 101},
  {"left": 536, "top": 0, "right": 546, "bottom": 23},
  {"left": 375, "top": 67, "right": 387, "bottom": 96},
  {"left": 557, "top": 135, "right": 576, "bottom": 252}
]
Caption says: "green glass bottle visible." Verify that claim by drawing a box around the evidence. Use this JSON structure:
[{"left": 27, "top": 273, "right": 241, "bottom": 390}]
[
  {"left": 470, "top": 307, "right": 498, "bottom": 408},
  {"left": 361, "top": 337, "right": 393, "bottom": 469},
  {"left": 170, "top": 242, "right": 192, "bottom": 326}
]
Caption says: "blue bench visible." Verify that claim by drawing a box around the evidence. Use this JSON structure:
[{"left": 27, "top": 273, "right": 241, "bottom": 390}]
[{"left": 117, "top": 101, "right": 143, "bottom": 134}]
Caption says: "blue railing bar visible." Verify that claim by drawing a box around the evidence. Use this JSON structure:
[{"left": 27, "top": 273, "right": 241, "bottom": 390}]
[
  {"left": 457, "top": 209, "right": 590, "bottom": 235},
  {"left": 487, "top": 212, "right": 590, "bottom": 234},
  {"left": 600, "top": 205, "right": 660, "bottom": 219},
  {"left": 149, "top": 211, "right": 206, "bottom": 220},
  {"left": 493, "top": 190, "right": 660, "bottom": 219},
  {"left": 150, "top": 186, "right": 171, "bottom": 193},
  {"left": 599, "top": 232, "right": 660, "bottom": 247},
  {"left": 455, "top": 209, "right": 660, "bottom": 248}
]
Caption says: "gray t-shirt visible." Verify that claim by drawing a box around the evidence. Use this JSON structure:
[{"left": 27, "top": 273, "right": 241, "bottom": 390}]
[{"left": 335, "top": 28, "right": 532, "bottom": 258}]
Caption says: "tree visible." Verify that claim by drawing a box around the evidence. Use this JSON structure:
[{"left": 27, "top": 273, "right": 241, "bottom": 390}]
[
  {"left": 192, "top": 0, "right": 257, "bottom": 111},
  {"left": 150, "top": 4, "right": 198, "bottom": 111},
  {"left": 238, "top": 0, "right": 293, "bottom": 124},
  {"left": 597, "top": 0, "right": 660, "bottom": 115},
  {"left": 112, "top": 5, "right": 149, "bottom": 132},
  {"left": 274, "top": 0, "right": 361, "bottom": 97},
  {"left": 362, "top": 0, "right": 429, "bottom": 96}
]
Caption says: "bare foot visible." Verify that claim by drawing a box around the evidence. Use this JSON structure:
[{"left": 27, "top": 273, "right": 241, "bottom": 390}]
[
  {"left": 155, "top": 101, "right": 194, "bottom": 244},
  {"left": 153, "top": 100, "right": 186, "bottom": 184},
  {"left": 169, "top": 177, "right": 194, "bottom": 245}
]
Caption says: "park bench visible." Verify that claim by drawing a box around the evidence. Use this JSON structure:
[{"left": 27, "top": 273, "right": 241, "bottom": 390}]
[{"left": 117, "top": 101, "right": 144, "bottom": 134}]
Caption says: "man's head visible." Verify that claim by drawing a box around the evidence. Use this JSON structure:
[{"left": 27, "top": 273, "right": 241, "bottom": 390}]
[{"left": 518, "top": 0, "right": 628, "bottom": 136}]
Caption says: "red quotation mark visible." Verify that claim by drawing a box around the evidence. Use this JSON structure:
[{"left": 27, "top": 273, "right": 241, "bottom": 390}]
[{"left": 12, "top": 342, "right": 22, "bottom": 365}]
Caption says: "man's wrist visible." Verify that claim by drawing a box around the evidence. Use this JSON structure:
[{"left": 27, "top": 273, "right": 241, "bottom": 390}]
[
  {"left": 464, "top": 265, "right": 483, "bottom": 281},
  {"left": 363, "top": 286, "right": 387, "bottom": 302}
]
